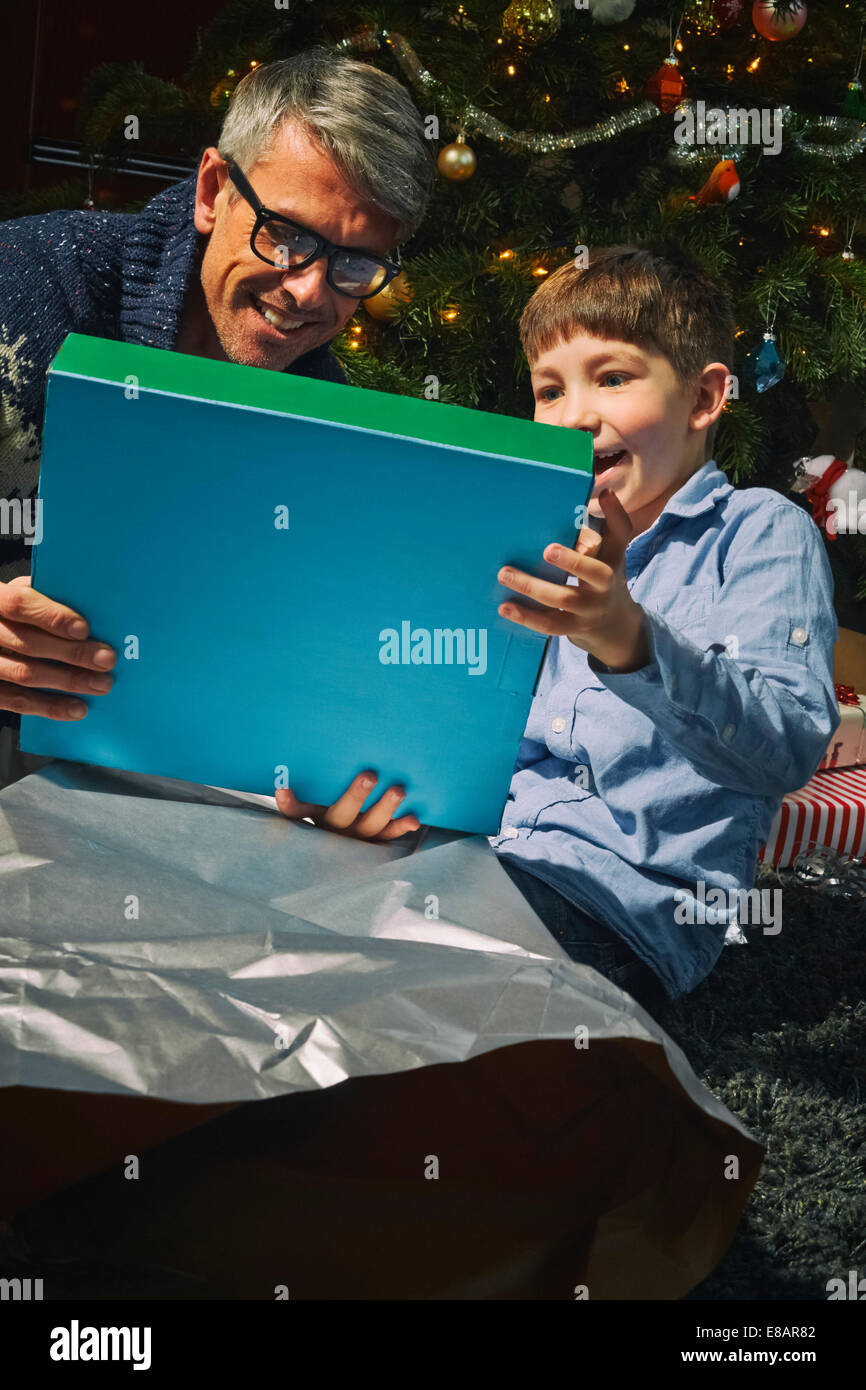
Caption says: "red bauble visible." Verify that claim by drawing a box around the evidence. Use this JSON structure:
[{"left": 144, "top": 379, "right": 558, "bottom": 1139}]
[
  {"left": 752, "top": 0, "right": 807, "bottom": 42},
  {"left": 646, "top": 59, "right": 686, "bottom": 114},
  {"left": 713, "top": 0, "right": 743, "bottom": 30}
]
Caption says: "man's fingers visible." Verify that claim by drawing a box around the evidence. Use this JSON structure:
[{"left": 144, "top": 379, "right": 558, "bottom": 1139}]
[
  {"left": 0, "top": 618, "right": 116, "bottom": 671},
  {"left": 0, "top": 651, "right": 114, "bottom": 696},
  {"left": 0, "top": 680, "right": 88, "bottom": 721},
  {"left": 0, "top": 577, "right": 91, "bottom": 640}
]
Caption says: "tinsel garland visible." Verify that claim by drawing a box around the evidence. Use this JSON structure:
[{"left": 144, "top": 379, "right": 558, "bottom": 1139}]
[
  {"left": 336, "top": 26, "right": 866, "bottom": 163},
  {"left": 337, "top": 26, "right": 659, "bottom": 151}
]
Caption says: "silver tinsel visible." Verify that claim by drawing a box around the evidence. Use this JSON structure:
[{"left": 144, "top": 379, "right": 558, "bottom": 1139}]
[
  {"left": 337, "top": 26, "right": 659, "bottom": 152},
  {"left": 667, "top": 102, "right": 794, "bottom": 165},
  {"left": 336, "top": 28, "right": 866, "bottom": 164},
  {"left": 756, "top": 847, "right": 866, "bottom": 900},
  {"left": 793, "top": 115, "right": 866, "bottom": 163}
]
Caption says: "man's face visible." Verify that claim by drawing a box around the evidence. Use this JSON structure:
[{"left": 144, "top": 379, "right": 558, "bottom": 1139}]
[
  {"left": 529, "top": 332, "right": 726, "bottom": 530},
  {"left": 191, "top": 121, "right": 400, "bottom": 370}
]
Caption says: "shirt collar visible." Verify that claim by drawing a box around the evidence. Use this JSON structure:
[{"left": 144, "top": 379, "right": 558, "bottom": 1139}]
[
  {"left": 626, "top": 459, "right": 732, "bottom": 553},
  {"left": 661, "top": 459, "right": 732, "bottom": 518}
]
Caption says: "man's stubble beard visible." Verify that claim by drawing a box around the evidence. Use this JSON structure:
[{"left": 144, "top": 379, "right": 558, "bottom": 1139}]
[{"left": 211, "top": 302, "right": 299, "bottom": 371}]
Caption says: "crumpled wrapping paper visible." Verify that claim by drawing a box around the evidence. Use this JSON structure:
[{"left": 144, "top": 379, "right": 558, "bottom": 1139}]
[{"left": 0, "top": 760, "right": 763, "bottom": 1298}]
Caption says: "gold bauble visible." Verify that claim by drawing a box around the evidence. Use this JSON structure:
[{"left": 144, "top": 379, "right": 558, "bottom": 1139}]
[
  {"left": 363, "top": 270, "right": 413, "bottom": 322},
  {"left": 437, "top": 137, "right": 477, "bottom": 181},
  {"left": 502, "top": 0, "right": 561, "bottom": 46}
]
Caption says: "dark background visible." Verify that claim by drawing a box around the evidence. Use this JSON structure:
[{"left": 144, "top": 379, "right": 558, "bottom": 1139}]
[{"left": 6, "top": 0, "right": 213, "bottom": 199}]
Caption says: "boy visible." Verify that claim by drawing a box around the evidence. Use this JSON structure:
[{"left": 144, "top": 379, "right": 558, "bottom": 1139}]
[
  {"left": 488, "top": 241, "right": 838, "bottom": 1011},
  {"left": 280, "top": 242, "right": 839, "bottom": 1014}
]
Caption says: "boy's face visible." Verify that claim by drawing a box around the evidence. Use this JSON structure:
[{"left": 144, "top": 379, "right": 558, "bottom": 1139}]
[{"left": 529, "top": 332, "right": 725, "bottom": 533}]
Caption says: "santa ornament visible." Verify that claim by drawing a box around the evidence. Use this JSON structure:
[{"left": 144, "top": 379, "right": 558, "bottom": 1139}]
[
  {"left": 794, "top": 384, "right": 866, "bottom": 538},
  {"left": 792, "top": 454, "right": 866, "bottom": 540}
]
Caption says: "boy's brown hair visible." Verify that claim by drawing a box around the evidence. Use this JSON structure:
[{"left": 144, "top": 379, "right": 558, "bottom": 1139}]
[{"left": 519, "top": 241, "right": 736, "bottom": 461}]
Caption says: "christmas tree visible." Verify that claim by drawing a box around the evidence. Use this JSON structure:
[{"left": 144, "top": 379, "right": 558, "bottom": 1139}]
[{"left": 11, "top": 0, "right": 866, "bottom": 620}]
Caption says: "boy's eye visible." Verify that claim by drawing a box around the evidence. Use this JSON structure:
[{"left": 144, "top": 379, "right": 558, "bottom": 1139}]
[
  {"left": 537, "top": 386, "right": 561, "bottom": 402},
  {"left": 602, "top": 372, "right": 629, "bottom": 388}
]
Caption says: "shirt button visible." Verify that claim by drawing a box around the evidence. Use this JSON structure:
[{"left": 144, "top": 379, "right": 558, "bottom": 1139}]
[
  {"left": 501, "top": 826, "right": 519, "bottom": 839},
  {"left": 551, "top": 716, "right": 566, "bottom": 733},
  {"left": 792, "top": 627, "right": 808, "bottom": 645},
  {"left": 722, "top": 723, "right": 736, "bottom": 743}
]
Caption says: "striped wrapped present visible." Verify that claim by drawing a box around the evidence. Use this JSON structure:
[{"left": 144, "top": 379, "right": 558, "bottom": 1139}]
[
  {"left": 759, "top": 767, "right": 866, "bottom": 868},
  {"left": 817, "top": 685, "right": 866, "bottom": 771}
]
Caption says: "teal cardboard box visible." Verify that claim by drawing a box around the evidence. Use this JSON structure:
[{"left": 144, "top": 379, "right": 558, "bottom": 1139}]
[{"left": 21, "top": 334, "right": 592, "bottom": 833}]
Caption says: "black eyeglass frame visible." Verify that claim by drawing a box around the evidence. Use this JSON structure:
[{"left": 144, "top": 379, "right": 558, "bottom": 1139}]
[{"left": 225, "top": 159, "right": 403, "bottom": 300}]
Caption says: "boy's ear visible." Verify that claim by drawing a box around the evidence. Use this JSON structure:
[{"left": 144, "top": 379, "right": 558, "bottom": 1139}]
[{"left": 690, "top": 362, "right": 730, "bottom": 435}]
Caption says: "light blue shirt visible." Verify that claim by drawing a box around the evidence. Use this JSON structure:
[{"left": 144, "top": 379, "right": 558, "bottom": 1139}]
[{"left": 489, "top": 460, "right": 840, "bottom": 998}]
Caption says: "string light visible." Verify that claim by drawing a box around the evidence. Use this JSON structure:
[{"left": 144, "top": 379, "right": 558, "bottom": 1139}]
[{"left": 748, "top": 58, "right": 761, "bottom": 72}]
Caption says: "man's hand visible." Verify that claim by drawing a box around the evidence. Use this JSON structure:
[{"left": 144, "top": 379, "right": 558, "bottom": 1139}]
[
  {"left": 497, "top": 488, "right": 651, "bottom": 672},
  {"left": 0, "top": 577, "right": 117, "bottom": 719},
  {"left": 275, "top": 770, "right": 421, "bottom": 842}
]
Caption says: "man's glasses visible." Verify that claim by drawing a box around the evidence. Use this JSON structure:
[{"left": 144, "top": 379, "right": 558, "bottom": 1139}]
[{"left": 225, "top": 160, "right": 403, "bottom": 300}]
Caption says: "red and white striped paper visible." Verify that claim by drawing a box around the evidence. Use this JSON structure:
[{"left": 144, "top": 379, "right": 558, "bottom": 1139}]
[
  {"left": 817, "top": 696, "right": 866, "bottom": 771},
  {"left": 759, "top": 767, "right": 866, "bottom": 868}
]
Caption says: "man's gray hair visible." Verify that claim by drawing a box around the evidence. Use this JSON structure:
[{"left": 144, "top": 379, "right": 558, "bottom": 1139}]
[{"left": 217, "top": 48, "right": 435, "bottom": 246}]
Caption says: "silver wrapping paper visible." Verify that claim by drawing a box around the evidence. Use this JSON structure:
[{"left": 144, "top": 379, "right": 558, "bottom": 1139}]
[
  {"left": 0, "top": 759, "right": 751, "bottom": 1121},
  {"left": 0, "top": 760, "right": 765, "bottom": 1298}
]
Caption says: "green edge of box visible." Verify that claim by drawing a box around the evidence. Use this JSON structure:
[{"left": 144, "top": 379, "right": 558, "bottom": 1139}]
[{"left": 50, "top": 333, "right": 592, "bottom": 476}]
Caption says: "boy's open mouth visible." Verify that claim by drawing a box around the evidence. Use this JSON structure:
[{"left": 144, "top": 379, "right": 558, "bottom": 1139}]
[{"left": 593, "top": 448, "right": 628, "bottom": 477}]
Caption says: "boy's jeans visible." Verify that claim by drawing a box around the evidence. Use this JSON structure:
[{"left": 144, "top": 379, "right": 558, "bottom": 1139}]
[{"left": 499, "top": 859, "right": 667, "bottom": 1015}]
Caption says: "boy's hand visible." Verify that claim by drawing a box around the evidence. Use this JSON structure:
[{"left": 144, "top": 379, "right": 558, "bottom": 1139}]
[
  {"left": 497, "top": 488, "right": 651, "bottom": 672},
  {"left": 275, "top": 771, "right": 421, "bottom": 842}
]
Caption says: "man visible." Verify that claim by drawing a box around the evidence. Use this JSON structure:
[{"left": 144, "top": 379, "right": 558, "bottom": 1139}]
[{"left": 0, "top": 48, "right": 434, "bottom": 788}]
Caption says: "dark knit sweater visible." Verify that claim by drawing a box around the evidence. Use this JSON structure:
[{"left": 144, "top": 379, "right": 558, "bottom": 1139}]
[{"left": 0, "top": 172, "right": 348, "bottom": 732}]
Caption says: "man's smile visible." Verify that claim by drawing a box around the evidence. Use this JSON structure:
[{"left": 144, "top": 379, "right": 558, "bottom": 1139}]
[{"left": 248, "top": 292, "right": 319, "bottom": 335}]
